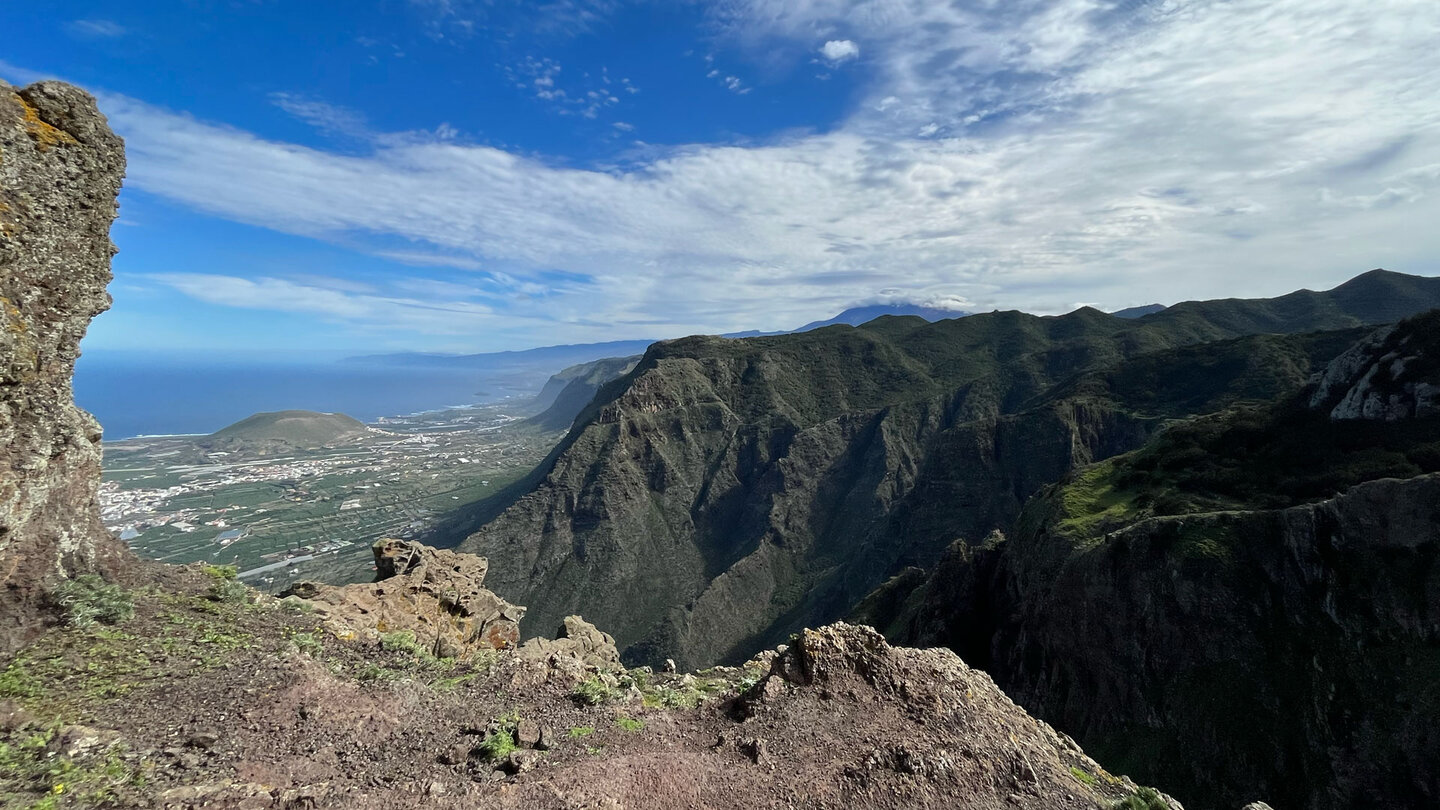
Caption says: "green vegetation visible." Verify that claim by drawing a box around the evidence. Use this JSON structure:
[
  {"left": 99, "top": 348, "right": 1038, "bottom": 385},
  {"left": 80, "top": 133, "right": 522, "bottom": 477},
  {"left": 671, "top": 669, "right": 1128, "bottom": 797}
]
[
  {"left": 477, "top": 711, "right": 521, "bottom": 762},
  {"left": 614, "top": 716, "right": 644, "bottom": 732},
  {"left": 0, "top": 725, "right": 149, "bottom": 810},
  {"left": 571, "top": 676, "right": 617, "bottom": 706},
  {"left": 567, "top": 726, "right": 595, "bottom": 737},
  {"left": 1113, "top": 786, "right": 1170, "bottom": 810},
  {"left": 2, "top": 588, "right": 262, "bottom": 722},
  {"left": 1055, "top": 459, "right": 1140, "bottom": 539},
  {"left": 1069, "top": 766, "right": 1097, "bottom": 787},
  {"left": 50, "top": 576, "right": 133, "bottom": 630},
  {"left": 284, "top": 629, "right": 324, "bottom": 657},
  {"left": 202, "top": 565, "right": 249, "bottom": 604}
]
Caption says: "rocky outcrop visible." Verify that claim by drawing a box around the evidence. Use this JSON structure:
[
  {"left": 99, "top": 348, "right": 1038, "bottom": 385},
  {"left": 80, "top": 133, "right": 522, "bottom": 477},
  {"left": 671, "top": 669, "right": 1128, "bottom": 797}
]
[
  {"left": 892, "top": 467, "right": 1440, "bottom": 810},
  {"left": 0, "top": 79, "right": 127, "bottom": 651},
  {"left": 1309, "top": 310, "right": 1440, "bottom": 421},
  {"left": 516, "top": 615, "right": 621, "bottom": 669},
  {"left": 731, "top": 623, "right": 1181, "bottom": 809},
  {"left": 283, "top": 539, "right": 526, "bottom": 656}
]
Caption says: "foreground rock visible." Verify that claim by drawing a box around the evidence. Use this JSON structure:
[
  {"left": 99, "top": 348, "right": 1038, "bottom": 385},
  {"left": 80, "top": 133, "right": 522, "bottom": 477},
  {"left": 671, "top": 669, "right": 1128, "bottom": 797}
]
[
  {"left": 283, "top": 538, "right": 526, "bottom": 656},
  {"left": 0, "top": 79, "right": 128, "bottom": 652}
]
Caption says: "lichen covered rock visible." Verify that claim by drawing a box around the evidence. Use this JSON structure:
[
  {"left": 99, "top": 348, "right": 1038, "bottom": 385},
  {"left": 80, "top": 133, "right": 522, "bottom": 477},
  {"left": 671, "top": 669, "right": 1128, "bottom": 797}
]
[
  {"left": 284, "top": 539, "right": 525, "bottom": 657},
  {"left": 0, "top": 79, "right": 127, "bottom": 651}
]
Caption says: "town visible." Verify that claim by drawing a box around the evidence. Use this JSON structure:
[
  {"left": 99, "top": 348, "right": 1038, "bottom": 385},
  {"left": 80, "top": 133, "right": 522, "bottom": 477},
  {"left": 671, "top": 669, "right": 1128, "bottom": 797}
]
[{"left": 98, "top": 402, "right": 559, "bottom": 591}]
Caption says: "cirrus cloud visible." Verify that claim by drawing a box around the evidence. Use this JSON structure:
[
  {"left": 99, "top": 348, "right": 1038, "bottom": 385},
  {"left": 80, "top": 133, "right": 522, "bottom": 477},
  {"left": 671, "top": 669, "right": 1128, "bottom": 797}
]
[{"left": 75, "top": 0, "right": 1440, "bottom": 343}]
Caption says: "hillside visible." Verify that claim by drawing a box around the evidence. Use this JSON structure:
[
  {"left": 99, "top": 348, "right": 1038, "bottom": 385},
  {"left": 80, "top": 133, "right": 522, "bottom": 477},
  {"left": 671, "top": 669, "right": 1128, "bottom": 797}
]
[
  {"left": 204, "top": 409, "right": 370, "bottom": 450},
  {"left": 871, "top": 311, "right": 1440, "bottom": 809},
  {"left": 461, "top": 269, "right": 1440, "bottom": 674},
  {"left": 527, "top": 355, "right": 642, "bottom": 431}
]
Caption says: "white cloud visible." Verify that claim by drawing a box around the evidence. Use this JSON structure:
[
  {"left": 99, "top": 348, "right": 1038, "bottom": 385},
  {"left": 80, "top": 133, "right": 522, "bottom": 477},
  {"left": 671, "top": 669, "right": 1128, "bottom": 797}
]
[
  {"left": 91, "top": 0, "right": 1440, "bottom": 341},
  {"left": 819, "top": 39, "right": 859, "bottom": 62},
  {"left": 270, "top": 93, "right": 369, "bottom": 138},
  {"left": 67, "top": 19, "right": 127, "bottom": 39}
]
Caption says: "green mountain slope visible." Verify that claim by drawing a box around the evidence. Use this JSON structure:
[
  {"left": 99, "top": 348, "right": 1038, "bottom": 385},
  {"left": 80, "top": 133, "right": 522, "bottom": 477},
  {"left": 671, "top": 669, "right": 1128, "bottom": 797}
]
[
  {"left": 459, "top": 270, "right": 1440, "bottom": 674},
  {"left": 874, "top": 310, "right": 1440, "bottom": 809}
]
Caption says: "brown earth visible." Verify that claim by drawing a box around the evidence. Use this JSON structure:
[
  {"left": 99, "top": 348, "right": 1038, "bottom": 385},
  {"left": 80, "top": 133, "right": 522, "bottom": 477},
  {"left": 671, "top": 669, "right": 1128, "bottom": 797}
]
[{"left": 0, "top": 559, "right": 1167, "bottom": 809}]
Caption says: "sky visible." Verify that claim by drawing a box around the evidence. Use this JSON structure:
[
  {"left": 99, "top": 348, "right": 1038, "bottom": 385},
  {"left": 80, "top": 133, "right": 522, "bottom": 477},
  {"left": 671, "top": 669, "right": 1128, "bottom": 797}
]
[{"left": 4, "top": 0, "right": 1440, "bottom": 355}]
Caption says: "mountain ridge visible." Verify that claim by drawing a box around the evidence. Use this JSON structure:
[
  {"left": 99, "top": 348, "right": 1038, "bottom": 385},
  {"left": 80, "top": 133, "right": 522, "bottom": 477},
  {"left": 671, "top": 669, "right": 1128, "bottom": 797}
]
[{"left": 460, "top": 268, "right": 1440, "bottom": 672}]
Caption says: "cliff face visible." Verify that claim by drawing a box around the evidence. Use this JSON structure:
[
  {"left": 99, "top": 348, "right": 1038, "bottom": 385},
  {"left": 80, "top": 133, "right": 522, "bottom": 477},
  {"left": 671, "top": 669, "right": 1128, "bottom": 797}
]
[
  {"left": 898, "top": 475, "right": 1440, "bottom": 810},
  {"left": 1309, "top": 310, "right": 1440, "bottom": 421},
  {"left": 0, "top": 80, "right": 126, "bottom": 650},
  {"left": 461, "top": 291, "right": 1432, "bottom": 669},
  {"left": 885, "top": 315, "right": 1440, "bottom": 809}
]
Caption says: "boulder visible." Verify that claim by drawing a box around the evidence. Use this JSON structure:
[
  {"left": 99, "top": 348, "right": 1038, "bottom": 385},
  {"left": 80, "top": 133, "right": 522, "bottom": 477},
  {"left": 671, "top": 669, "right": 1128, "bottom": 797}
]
[
  {"left": 517, "top": 615, "right": 621, "bottom": 669},
  {"left": 283, "top": 539, "right": 525, "bottom": 657}
]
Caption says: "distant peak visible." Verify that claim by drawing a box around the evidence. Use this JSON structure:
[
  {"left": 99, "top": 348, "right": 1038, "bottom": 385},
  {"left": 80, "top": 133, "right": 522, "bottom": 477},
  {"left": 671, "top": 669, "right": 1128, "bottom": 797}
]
[{"left": 1111, "top": 303, "right": 1167, "bottom": 319}]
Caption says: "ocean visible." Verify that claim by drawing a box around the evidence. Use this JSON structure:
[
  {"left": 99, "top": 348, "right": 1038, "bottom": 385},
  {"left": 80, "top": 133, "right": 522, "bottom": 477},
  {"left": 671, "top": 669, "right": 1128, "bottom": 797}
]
[{"left": 74, "top": 352, "right": 523, "bottom": 439}]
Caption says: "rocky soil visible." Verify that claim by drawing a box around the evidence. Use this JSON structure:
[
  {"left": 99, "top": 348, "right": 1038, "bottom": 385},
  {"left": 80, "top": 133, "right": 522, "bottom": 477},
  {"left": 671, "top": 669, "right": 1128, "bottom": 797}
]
[{"left": 0, "top": 551, "right": 1179, "bottom": 809}]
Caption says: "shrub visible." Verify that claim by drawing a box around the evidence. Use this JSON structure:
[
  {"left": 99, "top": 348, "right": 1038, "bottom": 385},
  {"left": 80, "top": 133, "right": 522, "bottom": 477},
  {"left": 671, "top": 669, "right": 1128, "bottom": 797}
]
[
  {"left": 51, "top": 575, "right": 133, "bottom": 629},
  {"left": 478, "top": 712, "right": 521, "bottom": 762},
  {"left": 572, "top": 676, "right": 616, "bottom": 706},
  {"left": 477, "top": 729, "right": 517, "bottom": 762}
]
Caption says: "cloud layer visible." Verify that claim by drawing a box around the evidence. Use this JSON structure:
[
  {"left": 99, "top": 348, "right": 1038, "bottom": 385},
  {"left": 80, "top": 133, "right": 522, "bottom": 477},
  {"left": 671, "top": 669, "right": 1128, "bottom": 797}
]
[{"left": 92, "top": 0, "right": 1440, "bottom": 343}]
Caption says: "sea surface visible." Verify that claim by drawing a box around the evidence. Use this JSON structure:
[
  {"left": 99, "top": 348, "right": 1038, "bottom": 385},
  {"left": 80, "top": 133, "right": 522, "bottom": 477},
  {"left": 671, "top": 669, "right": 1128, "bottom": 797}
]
[{"left": 75, "top": 352, "right": 523, "bottom": 439}]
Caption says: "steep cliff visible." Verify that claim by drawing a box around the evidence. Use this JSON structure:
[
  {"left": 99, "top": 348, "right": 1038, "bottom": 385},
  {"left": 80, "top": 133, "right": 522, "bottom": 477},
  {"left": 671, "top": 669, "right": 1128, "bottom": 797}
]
[
  {"left": 462, "top": 276, "right": 1440, "bottom": 669},
  {"left": 0, "top": 79, "right": 126, "bottom": 651},
  {"left": 526, "top": 354, "right": 641, "bottom": 431},
  {"left": 885, "top": 314, "right": 1440, "bottom": 809}
]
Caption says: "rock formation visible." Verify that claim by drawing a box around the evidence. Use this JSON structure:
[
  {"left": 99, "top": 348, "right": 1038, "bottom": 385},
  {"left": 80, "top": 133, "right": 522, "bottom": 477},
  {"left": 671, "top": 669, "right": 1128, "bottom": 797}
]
[
  {"left": 283, "top": 538, "right": 526, "bottom": 656},
  {"left": 1309, "top": 309, "right": 1440, "bottom": 420},
  {"left": 0, "top": 79, "right": 127, "bottom": 651}
]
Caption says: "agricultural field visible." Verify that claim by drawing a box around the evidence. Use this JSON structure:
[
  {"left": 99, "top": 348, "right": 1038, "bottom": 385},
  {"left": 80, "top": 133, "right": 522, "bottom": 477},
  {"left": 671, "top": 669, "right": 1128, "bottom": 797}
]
[{"left": 99, "top": 402, "right": 558, "bottom": 591}]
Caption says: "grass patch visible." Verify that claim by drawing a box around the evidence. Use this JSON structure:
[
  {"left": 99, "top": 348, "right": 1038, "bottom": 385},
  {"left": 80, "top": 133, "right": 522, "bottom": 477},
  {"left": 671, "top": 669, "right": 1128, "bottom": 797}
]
[
  {"left": 572, "top": 676, "right": 618, "bottom": 706},
  {"left": 567, "top": 726, "right": 595, "bottom": 738},
  {"left": 615, "top": 716, "right": 644, "bottom": 732},
  {"left": 1055, "top": 460, "right": 1139, "bottom": 539},
  {"left": 51, "top": 576, "right": 133, "bottom": 630},
  {"left": 1069, "top": 765, "right": 1097, "bottom": 787},
  {"left": 477, "top": 711, "right": 521, "bottom": 762}
]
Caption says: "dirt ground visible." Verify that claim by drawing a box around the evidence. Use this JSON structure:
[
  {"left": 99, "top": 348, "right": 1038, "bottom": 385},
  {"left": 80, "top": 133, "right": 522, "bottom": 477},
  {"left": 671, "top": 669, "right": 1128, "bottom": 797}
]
[{"left": 0, "top": 561, "right": 1159, "bottom": 810}]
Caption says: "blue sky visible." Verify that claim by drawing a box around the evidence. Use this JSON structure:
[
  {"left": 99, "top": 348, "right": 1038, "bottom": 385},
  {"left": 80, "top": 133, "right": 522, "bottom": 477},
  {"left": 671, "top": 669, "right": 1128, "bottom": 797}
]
[{"left": 4, "top": 1, "right": 1440, "bottom": 354}]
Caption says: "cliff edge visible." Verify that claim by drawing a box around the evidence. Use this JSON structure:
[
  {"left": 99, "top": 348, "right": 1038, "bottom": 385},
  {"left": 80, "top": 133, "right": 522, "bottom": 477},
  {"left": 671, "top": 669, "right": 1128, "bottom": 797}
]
[{"left": 0, "top": 78, "right": 127, "bottom": 651}]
